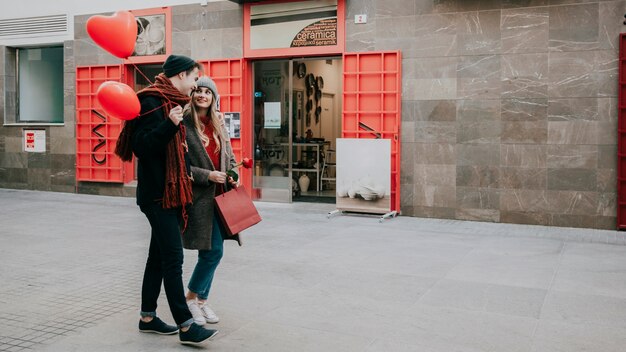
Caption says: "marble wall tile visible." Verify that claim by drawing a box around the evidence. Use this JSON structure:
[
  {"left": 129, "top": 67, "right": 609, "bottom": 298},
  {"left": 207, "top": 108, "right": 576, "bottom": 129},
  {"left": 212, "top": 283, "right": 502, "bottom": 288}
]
[
  {"left": 405, "top": 57, "right": 458, "bottom": 79},
  {"left": 549, "top": 51, "right": 595, "bottom": 77},
  {"left": 415, "top": 122, "right": 456, "bottom": 143},
  {"left": 596, "top": 216, "right": 617, "bottom": 230},
  {"left": 27, "top": 169, "right": 51, "bottom": 190},
  {"left": 404, "top": 78, "right": 457, "bottom": 100},
  {"left": 407, "top": 13, "right": 457, "bottom": 57},
  {"left": 501, "top": 211, "right": 550, "bottom": 225},
  {"left": 457, "top": 10, "right": 502, "bottom": 55},
  {"left": 376, "top": 0, "right": 416, "bottom": 17},
  {"left": 548, "top": 98, "right": 598, "bottom": 121},
  {"left": 346, "top": 0, "right": 375, "bottom": 18},
  {"left": 401, "top": 142, "right": 415, "bottom": 184},
  {"left": 456, "top": 208, "right": 500, "bottom": 222},
  {"left": 547, "top": 190, "right": 598, "bottom": 215},
  {"left": 3, "top": 137, "right": 21, "bottom": 153},
  {"left": 401, "top": 183, "right": 415, "bottom": 207},
  {"left": 413, "top": 100, "right": 457, "bottom": 122},
  {"left": 501, "top": 53, "right": 549, "bottom": 98},
  {"left": 458, "top": 144, "right": 501, "bottom": 166},
  {"left": 413, "top": 184, "right": 456, "bottom": 207},
  {"left": 0, "top": 153, "right": 27, "bottom": 168},
  {"left": 547, "top": 145, "right": 597, "bottom": 168},
  {"left": 597, "top": 192, "right": 617, "bottom": 217},
  {"left": 457, "top": 0, "right": 502, "bottom": 12},
  {"left": 500, "top": 167, "right": 547, "bottom": 189},
  {"left": 501, "top": 121, "right": 547, "bottom": 144},
  {"left": 458, "top": 55, "right": 501, "bottom": 79},
  {"left": 457, "top": 77, "right": 502, "bottom": 99},
  {"left": 414, "top": 164, "right": 456, "bottom": 186},
  {"left": 0, "top": 168, "right": 27, "bottom": 184},
  {"left": 412, "top": 205, "right": 457, "bottom": 219},
  {"left": 501, "top": 144, "right": 546, "bottom": 167},
  {"left": 50, "top": 154, "right": 76, "bottom": 170},
  {"left": 597, "top": 120, "right": 617, "bottom": 146},
  {"left": 376, "top": 16, "right": 417, "bottom": 39},
  {"left": 547, "top": 168, "right": 597, "bottom": 191},
  {"left": 457, "top": 165, "right": 500, "bottom": 188},
  {"left": 401, "top": 121, "right": 416, "bottom": 143},
  {"left": 598, "top": 97, "right": 618, "bottom": 122},
  {"left": 551, "top": 214, "right": 596, "bottom": 228},
  {"left": 414, "top": 143, "right": 456, "bottom": 164},
  {"left": 547, "top": 121, "right": 597, "bottom": 144},
  {"left": 346, "top": 21, "right": 376, "bottom": 52},
  {"left": 596, "top": 168, "right": 616, "bottom": 193},
  {"left": 457, "top": 99, "right": 501, "bottom": 122},
  {"left": 416, "top": 0, "right": 458, "bottom": 14},
  {"left": 171, "top": 32, "right": 192, "bottom": 57},
  {"left": 501, "top": 7, "right": 548, "bottom": 53},
  {"left": 598, "top": 1, "right": 626, "bottom": 50},
  {"left": 457, "top": 120, "right": 501, "bottom": 144},
  {"left": 501, "top": 98, "right": 548, "bottom": 121},
  {"left": 597, "top": 145, "right": 617, "bottom": 169},
  {"left": 456, "top": 187, "right": 500, "bottom": 209},
  {"left": 27, "top": 152, "right": 51, "bottom": 169},
  {"left": 500, "top": 189, "right": 550, "bottom": 212},
  {"left": 548, "top": 3, "right": 600, "bottom": 51}
]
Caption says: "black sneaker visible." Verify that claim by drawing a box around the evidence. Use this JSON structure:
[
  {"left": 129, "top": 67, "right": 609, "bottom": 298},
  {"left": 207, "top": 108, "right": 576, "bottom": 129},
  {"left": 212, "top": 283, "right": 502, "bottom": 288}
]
[
  {"left": 179, "top": 323, "right": 219, "bottom": 345},
  {"left": 138, "top": 317, "right": 179, "bottom": 335}
]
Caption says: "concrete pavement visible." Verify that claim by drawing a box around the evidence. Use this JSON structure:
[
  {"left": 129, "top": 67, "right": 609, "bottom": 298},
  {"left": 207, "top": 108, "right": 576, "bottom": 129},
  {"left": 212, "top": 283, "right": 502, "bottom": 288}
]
[{"left": 1, "top": 188, "right": 626, "bottom": 351}]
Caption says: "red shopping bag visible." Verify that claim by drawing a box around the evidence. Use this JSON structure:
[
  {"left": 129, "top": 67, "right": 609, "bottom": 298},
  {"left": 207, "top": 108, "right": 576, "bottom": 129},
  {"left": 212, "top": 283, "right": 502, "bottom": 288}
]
[{"left": 214, "top": 185, "right": 261, "bottom": 236}]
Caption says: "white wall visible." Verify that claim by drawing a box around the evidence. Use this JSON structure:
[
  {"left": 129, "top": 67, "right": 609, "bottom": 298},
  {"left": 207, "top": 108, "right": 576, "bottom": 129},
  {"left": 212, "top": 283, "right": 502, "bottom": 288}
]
[{"left": 0, "top": 0, "right": 223, "bottom": 46}]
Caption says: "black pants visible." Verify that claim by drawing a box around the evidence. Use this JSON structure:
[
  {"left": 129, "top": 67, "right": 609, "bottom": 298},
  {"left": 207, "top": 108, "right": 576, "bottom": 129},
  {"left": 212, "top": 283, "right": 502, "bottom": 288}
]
[{"left": 139, "top": 203, "right": 193, "bottom": 327}]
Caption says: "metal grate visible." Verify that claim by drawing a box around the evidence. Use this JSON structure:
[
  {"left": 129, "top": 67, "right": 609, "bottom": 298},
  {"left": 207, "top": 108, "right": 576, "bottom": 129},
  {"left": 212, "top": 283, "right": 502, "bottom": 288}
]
[{"left": 0, "top": 14, "right": 67, "bottom": 37}]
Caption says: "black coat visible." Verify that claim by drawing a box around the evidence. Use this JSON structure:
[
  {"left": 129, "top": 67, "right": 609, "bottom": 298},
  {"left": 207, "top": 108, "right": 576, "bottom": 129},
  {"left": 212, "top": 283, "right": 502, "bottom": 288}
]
[{"left": 131, "top": 96, "right": 181, "bottom": 206}]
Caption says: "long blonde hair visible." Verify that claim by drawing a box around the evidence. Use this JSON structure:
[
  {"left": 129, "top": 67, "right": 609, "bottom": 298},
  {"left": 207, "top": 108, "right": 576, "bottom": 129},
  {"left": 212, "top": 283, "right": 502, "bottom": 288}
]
[{"left": 185, "top": 90, "right": 225, "bottom": 152}]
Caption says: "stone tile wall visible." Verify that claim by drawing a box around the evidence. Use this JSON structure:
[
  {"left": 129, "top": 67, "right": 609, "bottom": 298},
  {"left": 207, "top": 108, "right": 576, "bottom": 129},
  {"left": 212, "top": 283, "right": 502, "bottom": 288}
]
[{"left": 346, "top": 0, "right": 626, "bottom": 229}]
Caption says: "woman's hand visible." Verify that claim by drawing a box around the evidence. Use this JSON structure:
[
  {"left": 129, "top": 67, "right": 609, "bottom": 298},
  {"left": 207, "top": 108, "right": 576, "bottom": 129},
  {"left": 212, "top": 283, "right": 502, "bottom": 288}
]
[
  {"left": 208, "top": 170, "right": 227, "bottom": 184},
  {"left": 227, "top": 176, "right": 239, "bottom": 188}
]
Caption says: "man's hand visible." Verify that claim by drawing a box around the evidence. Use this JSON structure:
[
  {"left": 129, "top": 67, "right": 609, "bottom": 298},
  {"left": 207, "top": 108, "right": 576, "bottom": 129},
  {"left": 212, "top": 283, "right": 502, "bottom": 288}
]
[{"left": 169, "top": 105, "right": 183, "bottom": 126}]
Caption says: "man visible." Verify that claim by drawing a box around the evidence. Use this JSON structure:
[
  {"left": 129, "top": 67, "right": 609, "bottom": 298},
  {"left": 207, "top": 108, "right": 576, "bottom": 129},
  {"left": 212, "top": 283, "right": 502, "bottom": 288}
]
[{"left": 115, "top": 54, "right": 218, "bottom": 345}]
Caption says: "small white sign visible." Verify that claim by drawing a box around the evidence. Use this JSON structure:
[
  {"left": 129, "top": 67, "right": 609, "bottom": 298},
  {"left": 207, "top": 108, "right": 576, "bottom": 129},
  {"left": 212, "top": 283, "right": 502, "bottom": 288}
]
[
  {"left": 355, "top": 14, "right": 367, "bottom": 24},
  {"left": 264, "top": 102, "right": 281, "bottom": 129},
  {"left": 24, "top": 129, "right": 46, "bottom": 153}
]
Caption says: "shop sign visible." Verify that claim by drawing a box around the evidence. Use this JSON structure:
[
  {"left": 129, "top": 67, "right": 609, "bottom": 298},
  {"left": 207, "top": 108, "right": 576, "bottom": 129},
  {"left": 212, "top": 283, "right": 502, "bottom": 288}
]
[{"left": 291, "top": 18, "right": 337, "bottom": 47}]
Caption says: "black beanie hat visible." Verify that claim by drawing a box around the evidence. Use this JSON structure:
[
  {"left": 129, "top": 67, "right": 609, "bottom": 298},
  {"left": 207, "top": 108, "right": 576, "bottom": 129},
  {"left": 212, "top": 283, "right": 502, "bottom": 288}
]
[{"left": 163, "top": 54, "right": 197, "bottom": 77}]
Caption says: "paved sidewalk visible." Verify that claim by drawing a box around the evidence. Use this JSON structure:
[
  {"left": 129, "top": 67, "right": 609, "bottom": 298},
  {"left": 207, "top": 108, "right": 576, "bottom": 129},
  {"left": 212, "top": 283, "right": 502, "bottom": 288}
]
[{"left": 1, "top": 189, "right": 626, "bottom": 351}]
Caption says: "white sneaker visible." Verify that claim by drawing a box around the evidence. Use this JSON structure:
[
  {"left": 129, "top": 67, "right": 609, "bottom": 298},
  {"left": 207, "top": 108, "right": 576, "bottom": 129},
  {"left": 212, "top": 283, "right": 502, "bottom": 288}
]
[
  {"left": 199, "top": 302, "right": 219, "bottom": 324},
  {"left": 187, "top": 300, "right": 206, "bottom": 325}
]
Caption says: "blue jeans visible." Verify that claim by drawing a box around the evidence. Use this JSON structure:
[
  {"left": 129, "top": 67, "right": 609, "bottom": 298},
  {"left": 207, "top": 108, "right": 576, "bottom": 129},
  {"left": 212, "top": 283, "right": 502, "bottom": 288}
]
[{"left": 187, "top": 213, "right": 224, "bottom": 300}]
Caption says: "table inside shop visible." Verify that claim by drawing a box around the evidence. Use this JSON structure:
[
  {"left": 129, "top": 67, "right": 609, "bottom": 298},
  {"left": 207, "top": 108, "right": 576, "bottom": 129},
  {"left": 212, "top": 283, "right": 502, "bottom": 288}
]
[{"left": 282, "top": 142, "right": 328, "bottom": 192}]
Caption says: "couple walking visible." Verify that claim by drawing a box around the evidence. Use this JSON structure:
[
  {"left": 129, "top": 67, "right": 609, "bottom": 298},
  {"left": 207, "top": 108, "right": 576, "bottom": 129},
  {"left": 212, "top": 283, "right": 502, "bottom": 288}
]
[{"left": 115, "top": 54, "right": 239, "bottom": 345}]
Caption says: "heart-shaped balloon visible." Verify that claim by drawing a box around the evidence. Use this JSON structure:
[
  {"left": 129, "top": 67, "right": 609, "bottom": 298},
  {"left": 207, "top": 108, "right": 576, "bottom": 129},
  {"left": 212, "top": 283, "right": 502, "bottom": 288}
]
[
  {"left": 96, "top": 81, "right": 140, "bottom": 121},
  {"left": 86, "top": 11, "right": 137, "bottom": 59}
]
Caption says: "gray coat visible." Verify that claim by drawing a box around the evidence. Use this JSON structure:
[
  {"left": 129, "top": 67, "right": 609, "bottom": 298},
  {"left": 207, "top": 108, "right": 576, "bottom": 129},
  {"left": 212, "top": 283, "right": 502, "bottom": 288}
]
[{"left": 182, "top": 115, "right": 237, "bottom": 250}]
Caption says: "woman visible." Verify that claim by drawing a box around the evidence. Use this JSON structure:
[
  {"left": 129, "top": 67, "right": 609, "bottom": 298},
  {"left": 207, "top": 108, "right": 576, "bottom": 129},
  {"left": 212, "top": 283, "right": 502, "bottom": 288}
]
[{"left": 182, "top": 75, "right": 238, "bottom": 325}]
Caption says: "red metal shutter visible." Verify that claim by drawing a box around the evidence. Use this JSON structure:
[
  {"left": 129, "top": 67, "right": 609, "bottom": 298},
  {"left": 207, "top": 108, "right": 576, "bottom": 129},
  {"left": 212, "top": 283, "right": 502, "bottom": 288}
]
[
  {"left": 618, "top": 34, "right": 626, "bottom": 229},
  {"left": 75, "top": 65, "right": 130, "bottom": 183},
  {"left": 342, "top": 51, "right": 402, "bottom": 212},
  {"left": 198, "top": 59, "right": 251, "bottom": 191}
]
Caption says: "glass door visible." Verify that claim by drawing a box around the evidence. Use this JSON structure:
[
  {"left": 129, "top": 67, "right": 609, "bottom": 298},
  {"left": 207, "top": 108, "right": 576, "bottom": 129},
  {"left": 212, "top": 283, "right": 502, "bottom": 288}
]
[{"left": 252, "top": 60, "right": 293, "bottom": 202}]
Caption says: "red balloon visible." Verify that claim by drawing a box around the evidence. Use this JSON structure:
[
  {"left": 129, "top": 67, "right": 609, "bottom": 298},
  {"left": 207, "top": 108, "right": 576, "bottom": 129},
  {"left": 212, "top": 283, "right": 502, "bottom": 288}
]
[
  {"left": 86, "top": 11, "right": 137, "bottom": 59},
  {"left": 96, "top": 81, "right": 140, "bottom": 121}
]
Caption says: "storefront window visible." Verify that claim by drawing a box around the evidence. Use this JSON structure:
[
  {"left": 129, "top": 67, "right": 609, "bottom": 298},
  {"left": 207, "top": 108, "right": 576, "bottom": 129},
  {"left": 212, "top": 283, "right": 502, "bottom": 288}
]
[{"left": 6, "top": 46, "right": 64, "bottom": 124}]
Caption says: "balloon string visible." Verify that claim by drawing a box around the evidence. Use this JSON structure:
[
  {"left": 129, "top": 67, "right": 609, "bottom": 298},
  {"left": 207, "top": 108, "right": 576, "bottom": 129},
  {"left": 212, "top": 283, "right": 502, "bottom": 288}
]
[{"left": 129, "top": 62, "right": 178, "bottom": 119}]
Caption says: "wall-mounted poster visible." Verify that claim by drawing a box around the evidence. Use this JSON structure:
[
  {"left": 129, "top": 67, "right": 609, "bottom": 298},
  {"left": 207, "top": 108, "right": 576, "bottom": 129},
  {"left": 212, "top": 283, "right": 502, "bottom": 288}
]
[
  {"left": 24, "top": 129, "right": 46, "bottom": 153},
  {"left": 336, "top": 138, "right": 391, "bottom": 214},
  {"left": 133, "top": 14, "right": 166, "bottom": 56},
  {"left": 264, "top": 102, "right": 281, "bottom": 129},
  {"left": 223, "top": 112, "right": 241, "bottom": 138}
]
